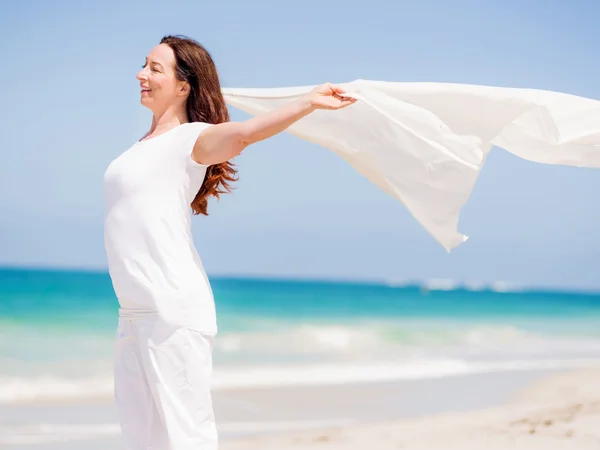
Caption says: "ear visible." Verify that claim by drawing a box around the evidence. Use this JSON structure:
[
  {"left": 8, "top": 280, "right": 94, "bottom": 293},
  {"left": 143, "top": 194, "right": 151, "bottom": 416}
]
[{"left": 178, "top": 81, "right": 190, "bottom": 97}]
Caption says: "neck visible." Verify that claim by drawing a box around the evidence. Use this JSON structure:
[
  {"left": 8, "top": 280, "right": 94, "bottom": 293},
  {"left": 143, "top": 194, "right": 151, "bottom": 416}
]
[{"left": 149, "top": 105, "right": 188, "bottom": 134}]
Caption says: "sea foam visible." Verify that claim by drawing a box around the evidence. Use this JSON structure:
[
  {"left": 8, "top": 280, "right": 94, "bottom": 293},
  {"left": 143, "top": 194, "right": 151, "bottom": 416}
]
[{"left": 2, "top": 357, "right": 599, "bottom": 404}]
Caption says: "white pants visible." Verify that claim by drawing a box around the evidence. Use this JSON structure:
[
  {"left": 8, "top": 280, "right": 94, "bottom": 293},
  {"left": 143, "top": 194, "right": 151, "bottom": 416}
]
[{"left": 114, "top": 312, "right": 218, "bottom": 449}]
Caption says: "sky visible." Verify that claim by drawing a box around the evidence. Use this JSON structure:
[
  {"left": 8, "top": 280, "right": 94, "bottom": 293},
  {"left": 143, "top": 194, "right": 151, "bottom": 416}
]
[{"left": 0, "top": 0, "right": 599, "bottom": 290}]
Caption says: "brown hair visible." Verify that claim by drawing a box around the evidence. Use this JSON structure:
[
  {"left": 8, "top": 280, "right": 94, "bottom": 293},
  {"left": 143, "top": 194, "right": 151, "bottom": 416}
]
[{"left": 160, "top": 35, "right": 237, "bottom": 215}]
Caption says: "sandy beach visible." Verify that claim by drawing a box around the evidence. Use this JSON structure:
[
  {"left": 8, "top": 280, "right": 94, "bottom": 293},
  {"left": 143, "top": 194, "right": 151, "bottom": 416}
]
[
  {"left": 221, "top": 366, "right": 600, "bottom": 450},
  {"left": 1, "top": 365, "right": 599, "bottom": 449}
]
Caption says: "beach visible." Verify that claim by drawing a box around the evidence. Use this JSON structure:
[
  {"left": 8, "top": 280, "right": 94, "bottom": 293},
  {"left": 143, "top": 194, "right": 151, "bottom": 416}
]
[
  {"left": 222, "top": 365, "right": 600, "bottom": 450},
  {"left": 1, "top": 366, "right": 599, "bottom": 449},
  {"left": 2, "top": 268, "right": 600, "bottom": 448}
]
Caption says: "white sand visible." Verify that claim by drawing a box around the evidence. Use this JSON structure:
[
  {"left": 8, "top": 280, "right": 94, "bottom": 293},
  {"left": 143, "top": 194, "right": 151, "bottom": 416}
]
[
  {"left": 2, "top": 367, "right": 598, "bottom": 449},
  {"left": 221, "top": 366, "right": 600, "bottom": 450}
]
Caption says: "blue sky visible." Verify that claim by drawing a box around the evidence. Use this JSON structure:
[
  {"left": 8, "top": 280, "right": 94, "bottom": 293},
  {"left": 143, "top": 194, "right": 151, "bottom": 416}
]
[{"left": 1, "top": 0, "right": 599, "bottom": 290}]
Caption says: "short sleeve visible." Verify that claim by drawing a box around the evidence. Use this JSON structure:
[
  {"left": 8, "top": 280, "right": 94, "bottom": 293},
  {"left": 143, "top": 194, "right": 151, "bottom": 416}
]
[{"left": 183, "top": 122, "right": 214, "bottom": 170}]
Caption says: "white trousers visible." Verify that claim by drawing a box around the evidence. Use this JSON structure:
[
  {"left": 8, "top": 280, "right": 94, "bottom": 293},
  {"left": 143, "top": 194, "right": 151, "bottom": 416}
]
[{"left": 114, "top": 312, "right": 218, "bottom": 449}]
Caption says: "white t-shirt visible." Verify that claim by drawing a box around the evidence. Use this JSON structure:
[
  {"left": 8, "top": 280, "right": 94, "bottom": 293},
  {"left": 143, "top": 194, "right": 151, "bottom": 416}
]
[{"left": 103, "top": 122, "right": 217, "bottom": 332}]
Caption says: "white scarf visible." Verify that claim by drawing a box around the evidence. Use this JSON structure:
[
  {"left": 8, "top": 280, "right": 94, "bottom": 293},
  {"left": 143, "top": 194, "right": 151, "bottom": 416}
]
[{"left": 222, "top": 80, "right": 600, "bottom": 251}]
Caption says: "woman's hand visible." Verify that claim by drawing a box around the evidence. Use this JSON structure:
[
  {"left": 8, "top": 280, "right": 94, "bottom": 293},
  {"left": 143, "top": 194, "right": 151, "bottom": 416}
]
[{"left": 304, "top": 83, "right": 357, "bottom": 111}]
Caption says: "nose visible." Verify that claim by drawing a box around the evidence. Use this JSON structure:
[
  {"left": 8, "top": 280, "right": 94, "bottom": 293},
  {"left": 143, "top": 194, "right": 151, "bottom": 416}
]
[{"left": 136, "top": 67, "right": 148, "bottom": 82}]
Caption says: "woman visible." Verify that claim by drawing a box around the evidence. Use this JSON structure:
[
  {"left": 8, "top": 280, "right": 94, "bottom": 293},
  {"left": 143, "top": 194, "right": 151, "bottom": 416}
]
[{"left": 103, "top": 35, "right": 355, "bottom": 450}]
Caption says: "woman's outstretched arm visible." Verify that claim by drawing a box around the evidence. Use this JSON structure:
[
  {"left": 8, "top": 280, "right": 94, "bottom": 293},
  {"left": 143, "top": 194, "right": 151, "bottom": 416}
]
[{"left": 192, "top": 83, "right": 355, "bottom": 166}]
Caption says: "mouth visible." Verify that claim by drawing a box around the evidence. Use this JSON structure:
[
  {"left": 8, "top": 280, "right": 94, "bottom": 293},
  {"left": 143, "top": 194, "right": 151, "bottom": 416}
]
[{"left": 141, "top": 87, "right": 151, "bottom": 94}]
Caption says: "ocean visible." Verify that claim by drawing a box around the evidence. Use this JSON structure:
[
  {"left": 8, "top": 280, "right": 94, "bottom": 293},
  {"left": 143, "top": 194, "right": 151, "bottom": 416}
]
[{"left": 2, "top": 266, "right": 600, "bottom": 405}]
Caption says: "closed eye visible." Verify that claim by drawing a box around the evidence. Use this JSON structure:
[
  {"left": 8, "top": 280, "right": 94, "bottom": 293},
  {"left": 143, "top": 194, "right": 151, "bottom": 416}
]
[{"left": 141, "top": 63, "right": 160, "bottom": 73}]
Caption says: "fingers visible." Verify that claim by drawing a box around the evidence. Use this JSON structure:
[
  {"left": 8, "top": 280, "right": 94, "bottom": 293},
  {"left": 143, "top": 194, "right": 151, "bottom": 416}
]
[
  {"left": 331, "top": 91, "right": 357, "bottom": 108},
  {"left": 311, "top": 82, "right": 358, "bottom": 110},
  {"left": 322, "top": 82, "right": 345, "bottom": 94},
  {"left": 328, "top": 83, "right": 346, "bottom": 95},
  {"left": 324, "top": 97, "right": 357, "bottom": 110},
  {"left": 327, "top": 83, "right": 357, "bottom": 106},
  {"left": 337, "top": 98, "right": 357, "bottom": 109},
  {"left": 332, "top": 90, "right": 355, "bottom": 101}
]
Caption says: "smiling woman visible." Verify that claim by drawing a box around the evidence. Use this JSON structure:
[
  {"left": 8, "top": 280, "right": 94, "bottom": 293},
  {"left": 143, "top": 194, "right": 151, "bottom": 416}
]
[
  {"left": 103, "top": 34, "right": 355, "bottom": 450},
  {"left": 104, "top": 32, "right": 600, "bottom": 450},
  {"left": 136, "top": 36, "right": 236, "bottom": 216}
]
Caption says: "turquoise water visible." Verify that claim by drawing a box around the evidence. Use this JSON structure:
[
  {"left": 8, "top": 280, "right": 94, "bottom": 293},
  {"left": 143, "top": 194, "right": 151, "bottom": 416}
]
[
  {"left": 4, "top": 267, "right": 600, "bottom": 324},
  {"left": 2, "top": 266, "right": 600, "bottom": 403}
]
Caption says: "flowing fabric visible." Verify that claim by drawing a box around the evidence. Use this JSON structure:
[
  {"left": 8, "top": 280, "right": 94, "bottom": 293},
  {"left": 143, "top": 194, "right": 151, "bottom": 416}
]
[{"left": 222, "top": 80, "right": 600, "bottom": 251}]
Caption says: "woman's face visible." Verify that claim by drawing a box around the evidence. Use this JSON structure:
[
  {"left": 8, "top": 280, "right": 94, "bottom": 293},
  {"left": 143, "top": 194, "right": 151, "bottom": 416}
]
[{"left": 136, "top": 44, "right": 187, "bottom": 111}]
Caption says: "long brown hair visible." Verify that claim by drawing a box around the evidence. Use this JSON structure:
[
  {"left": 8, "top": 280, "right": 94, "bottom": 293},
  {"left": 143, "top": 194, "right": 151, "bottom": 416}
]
[{"left": 160, "top": 35, "right": 237, "bottom": 215}]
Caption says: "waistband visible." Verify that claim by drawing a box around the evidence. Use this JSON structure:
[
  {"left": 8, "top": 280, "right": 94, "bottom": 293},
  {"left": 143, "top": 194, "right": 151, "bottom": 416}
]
[{"left": 118, "top": 308, "right": 158, "bottom": 319}]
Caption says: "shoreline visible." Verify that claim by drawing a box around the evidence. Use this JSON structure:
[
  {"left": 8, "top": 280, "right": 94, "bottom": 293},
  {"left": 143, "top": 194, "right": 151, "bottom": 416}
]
[
  {"left": 222, "top": 365, "right": 600, "bottom": 449},
  {"left": 0, "top": 367, "right": 574, "bottom": 449}
]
